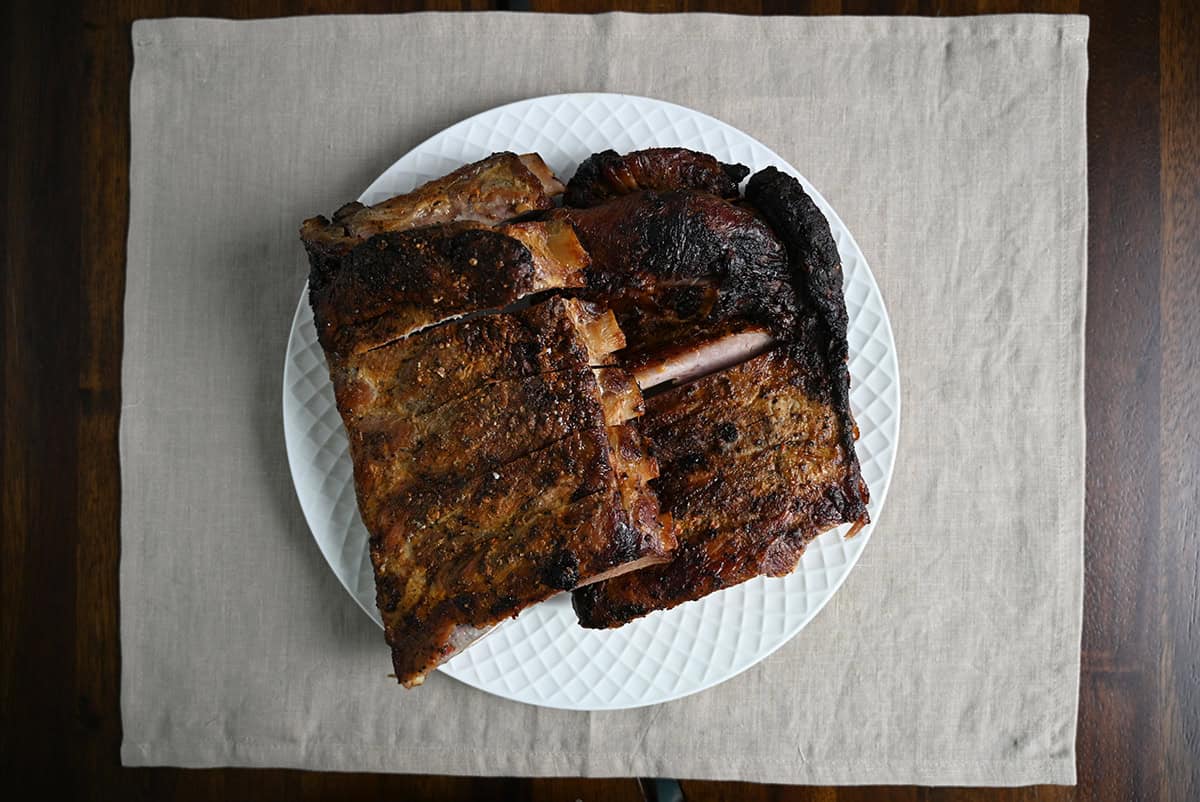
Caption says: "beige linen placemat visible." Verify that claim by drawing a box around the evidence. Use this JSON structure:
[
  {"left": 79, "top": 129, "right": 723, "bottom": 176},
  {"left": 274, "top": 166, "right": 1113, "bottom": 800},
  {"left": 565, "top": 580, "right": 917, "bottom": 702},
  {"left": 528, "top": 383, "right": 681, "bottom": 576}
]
[{"left": 121, "top": 13, "right": 1087, "bottom": 785}]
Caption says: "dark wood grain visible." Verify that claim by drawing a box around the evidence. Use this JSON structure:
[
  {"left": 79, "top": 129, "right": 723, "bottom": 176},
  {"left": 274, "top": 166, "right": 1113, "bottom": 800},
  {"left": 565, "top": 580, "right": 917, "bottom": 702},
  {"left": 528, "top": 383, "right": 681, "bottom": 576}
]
[
  {"left": 2, "top": 0, "right": 1196, "bottom": 799},
  {"left": 1156, "top": 1, "right": 1200, "bottom": 799},
  {"left": 1075, "top": 0, "right": 1164, "bottom": 800}
]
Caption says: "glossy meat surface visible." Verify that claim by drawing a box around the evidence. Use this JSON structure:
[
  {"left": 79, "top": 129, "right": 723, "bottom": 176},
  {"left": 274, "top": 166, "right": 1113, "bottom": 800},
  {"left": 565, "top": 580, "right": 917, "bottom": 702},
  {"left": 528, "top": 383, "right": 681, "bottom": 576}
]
[
  {"left": 573, "top": 336, "right": 869, "bottom": 628},
  {"left": 374, "top": 423, "right": 667, "bottom": 684},
  {"left": 300, "top": 150, "right": 870, "bottom": 671},
  {"left": 745, "top": 167, "right": 865, "bottom": 517},
  {"left": 565, "top": 147, "right": 749, "bottom": 207},
  {"left": 553, "top": 190, "right": 796, "bottom": 366},
  {"left": 574, "top": 168, "right": 870, "bottom": 629},
  {"left": 330, "top": 296, "right": 625, "bottom": 417},
  {"left": 308, "top": 220, "right": 587, "bottom": 357},
  {"left": 324, "top": 298, "right": 671, "bottom": 684}
]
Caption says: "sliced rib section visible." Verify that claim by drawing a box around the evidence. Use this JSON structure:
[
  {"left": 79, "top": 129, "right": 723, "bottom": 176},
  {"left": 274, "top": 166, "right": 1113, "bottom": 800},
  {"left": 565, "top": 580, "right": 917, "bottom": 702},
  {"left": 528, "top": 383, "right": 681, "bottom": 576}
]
[
  {"left": 551, "top": 189, "right": 797, "bottom": 385},
  {"left": 308, "top": 221, "right": 589, "bottom": 357},
  {"left": 573, "top": 336, "right": 869, "bottom": 629},
  {"left": 323, "top": 297, "right": 671, "bottom": 685},
  {"left": 573, "top": 166, "right": 870, "bottom": 629}
]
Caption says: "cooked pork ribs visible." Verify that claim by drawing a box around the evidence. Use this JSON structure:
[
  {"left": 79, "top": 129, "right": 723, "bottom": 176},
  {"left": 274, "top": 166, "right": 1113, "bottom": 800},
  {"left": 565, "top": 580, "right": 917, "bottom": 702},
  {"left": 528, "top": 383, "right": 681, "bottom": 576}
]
[
  {"left": 301, "top": 152, "right": 563, "bottom": 259},
  {"left": 744, "top": 167, "right": 851, "bottom": 369},
  {"left": 325, "top": 297, "right": 672, "bottom": 685},
  {"left": 301, "top": 145, "right": 870, "bottom": 670},
  {"left": 328, "top": 291, "right": 626, "bottom": 417},
  {"left": 565, "top": 147, "right": 749, "bottom": 208},
  {"left": 573, "top": 335, "right": 868, "bottom": 628},
  {"left": 308, "top": 220, "right": 589, "bottom": 357},
  {"left": 743, "top": 167, "right": 865, "bottom": 529},
  {"left": 552, "top": 189, "right": 795, "bottom": 385},
  {"left": 572, "top": 166, "right": 869, "bottom": 629}
]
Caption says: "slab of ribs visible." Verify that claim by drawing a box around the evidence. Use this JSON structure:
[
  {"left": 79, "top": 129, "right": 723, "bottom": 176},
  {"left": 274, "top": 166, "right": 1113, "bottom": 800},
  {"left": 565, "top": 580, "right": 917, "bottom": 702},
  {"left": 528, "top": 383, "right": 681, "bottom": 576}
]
[{"left": 301, "top": 146, "right": 869, "bottom": 686}]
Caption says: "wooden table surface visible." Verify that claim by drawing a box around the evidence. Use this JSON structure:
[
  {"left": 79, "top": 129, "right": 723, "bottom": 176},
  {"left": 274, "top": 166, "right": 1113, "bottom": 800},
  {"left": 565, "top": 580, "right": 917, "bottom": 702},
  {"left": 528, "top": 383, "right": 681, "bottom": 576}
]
[{"left": 2, "top": 0, "right": 1196, "bottom": 799}]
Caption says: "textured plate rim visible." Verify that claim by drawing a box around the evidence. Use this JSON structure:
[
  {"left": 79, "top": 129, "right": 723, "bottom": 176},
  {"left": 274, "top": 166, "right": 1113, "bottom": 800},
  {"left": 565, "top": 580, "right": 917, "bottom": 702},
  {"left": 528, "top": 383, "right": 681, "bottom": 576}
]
[{"left": 282, "top": 92, "right": 901, "bottom": 710}]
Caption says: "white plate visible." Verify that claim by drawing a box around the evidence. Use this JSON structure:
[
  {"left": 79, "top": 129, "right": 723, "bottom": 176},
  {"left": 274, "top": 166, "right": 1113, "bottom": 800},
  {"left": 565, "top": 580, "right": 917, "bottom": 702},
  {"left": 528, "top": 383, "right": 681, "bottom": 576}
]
[{"left": 283, "top": 94, "right": 900, "bottom": 710}]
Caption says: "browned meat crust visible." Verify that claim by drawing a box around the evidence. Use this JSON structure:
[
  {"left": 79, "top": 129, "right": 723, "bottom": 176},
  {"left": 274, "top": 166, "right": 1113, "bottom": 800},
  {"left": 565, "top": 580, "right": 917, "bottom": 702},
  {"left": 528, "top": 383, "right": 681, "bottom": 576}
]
[
  {"left": 324, "top": 297, "right": 670, "bottom": 684},
  {"left": 308, "top": 221, "right": 587, "bottom": 357},
  {"left": 334, "top": 300, "right": 641, "bottom": 539},
  {"left": 301, "top": 152, "right": 563, "bottom": 259},
  {"left": 744, "top": 167, "right": 868, "bottom": 523},
  {"left": 572, "top": 335, "right": 867, "bottom": 629},
  {"left": 299, "top": 149, "right": 871, "bottom": 671},
  {"left": 552, "top": 190, "right": 796, "bottom": 365},
  {"left": 348, "top": 367, "right": 615, "bottom": 497},
  {"left": 573, "top": 169, "right": 870, "bottom": 630},
  {"left": 377, "top": 423, "right": 669, "bottom": 683},
  {"left": 329, "top": 297, "right": 625, "bottom": 418},
  {"left": 565, "top": 148, "right": 749, "bottom": 207}
]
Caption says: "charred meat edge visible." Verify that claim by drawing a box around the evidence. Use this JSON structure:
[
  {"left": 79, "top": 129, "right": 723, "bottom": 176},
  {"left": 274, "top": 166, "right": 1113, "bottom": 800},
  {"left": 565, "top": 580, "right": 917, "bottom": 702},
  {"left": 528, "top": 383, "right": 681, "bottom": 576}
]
[
  {"left": 745, "top": 166, "right": 869, "bottom": 531},
  {"left": 565, "top": 147, "right": 750, "bottom": 208}
]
